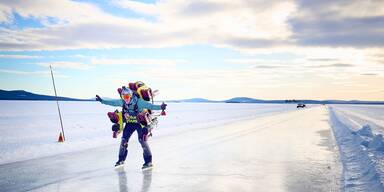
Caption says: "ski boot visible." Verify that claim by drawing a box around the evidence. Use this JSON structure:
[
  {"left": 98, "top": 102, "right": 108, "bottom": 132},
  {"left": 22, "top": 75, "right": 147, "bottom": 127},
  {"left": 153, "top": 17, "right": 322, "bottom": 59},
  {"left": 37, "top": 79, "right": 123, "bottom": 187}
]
[
  {"left": 142, "top": 162, "right": 153, "bottom": 170},
  {"left": 115, "top": 161, "right": 124, "bottom": 169}
]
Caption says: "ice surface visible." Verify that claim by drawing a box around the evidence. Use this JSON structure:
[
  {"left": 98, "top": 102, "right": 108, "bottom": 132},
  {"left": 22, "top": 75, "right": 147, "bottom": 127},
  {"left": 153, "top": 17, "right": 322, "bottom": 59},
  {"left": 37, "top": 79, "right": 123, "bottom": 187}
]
[
  {"left": 0, "top": 101, "right": 297, "bottom": 165},
  {"left": 0, "top": 102, "right": 340, "bottom": 192}
]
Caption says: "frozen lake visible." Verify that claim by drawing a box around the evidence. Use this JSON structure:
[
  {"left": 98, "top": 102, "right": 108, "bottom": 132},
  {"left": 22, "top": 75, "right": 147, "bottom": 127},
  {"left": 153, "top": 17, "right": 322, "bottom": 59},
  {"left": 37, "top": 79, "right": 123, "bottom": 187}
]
[
  {"left": 0, "top": 101, "right": 341, "bottom": 191},
  {"left": 0, "top": 101, "right": 298, "bottom": 164}
]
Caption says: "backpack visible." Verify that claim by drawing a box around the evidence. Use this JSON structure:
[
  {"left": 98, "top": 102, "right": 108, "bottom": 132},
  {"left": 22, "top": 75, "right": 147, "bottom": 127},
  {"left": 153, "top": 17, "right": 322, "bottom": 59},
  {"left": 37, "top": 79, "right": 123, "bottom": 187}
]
[
  {"left": 128, "top": 81, "right": 154, "bottom": 102},
  {"left": 107, "top": 110, "right": 124, "bottom": 138}
]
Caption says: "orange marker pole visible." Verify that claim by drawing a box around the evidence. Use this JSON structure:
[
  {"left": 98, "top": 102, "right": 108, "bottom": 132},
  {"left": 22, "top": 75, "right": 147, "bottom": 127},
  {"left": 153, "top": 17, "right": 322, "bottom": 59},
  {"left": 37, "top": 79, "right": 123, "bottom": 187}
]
[{"left": 50, "top": 65, "right": 65, "bottom": 142}]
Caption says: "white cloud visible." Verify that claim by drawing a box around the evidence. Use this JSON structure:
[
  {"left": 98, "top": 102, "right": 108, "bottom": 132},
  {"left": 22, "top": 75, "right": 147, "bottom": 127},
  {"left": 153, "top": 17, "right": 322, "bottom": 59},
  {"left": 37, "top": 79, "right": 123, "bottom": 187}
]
[
  {"left": 0, "top": 54, "right": 41, "bottom": 59},
  {"left": 90, "top": 58, "right": 186, "bottom": 66},
  {"left": 134, "top": 66, "right": 345, "bottom": 100},
  {"left": 226, "top": 58, "right": 303, "bottom": 65},
  {"left": 0, "top": 3, "right": 12, "bottom": 23},
  {"left": 290, "top": 0, "right": 384, "bottom": 25},
  {"left": 307, "top": 63, "right": 355, "bottom": 68},
  {"left": 1, "top": 0, "right": 121, "bottom": 25},
  {"left": 0, "top": 0, "right": 383, "bottom": 54},
  {"left": 342, "top": 2, "right": 384, "bottom": 18},
  {"left": 0, "top": 0, "right": 177, "bottom": 50},
  {"left": 0, "top": 0, "right": 297, "bottom": 51},
  {"left": 118, "top": 0, "right": 296, "bottom": 39},
  {"left": 36, "top": 61, "right": 91, "bottom": 70},
  {"left": 0, "top": 68, "right": 47, "bottom": 75},
  {"left": 0, "top": 0, "right": 383, "bottom": 92},
  {"left": 0, "top": 0, "right": 382, "bottom": 53},
  {"left": 290, "top": 1, "right": 384, "bottom": 48},
  {"left": 113, "top": 0, "right": 158, "bottom": 15},
  {"left": 0, "top": 68, "right": 67, "bottom": 77},
  {"left": 361, "top": 73, "right": 379, "bottom": 76},
  {"left": 69, "top": 54, "right": 87, "bottom": 58},
  {"left": 224, "top": 47, "right": 384, "bottom": 81}
]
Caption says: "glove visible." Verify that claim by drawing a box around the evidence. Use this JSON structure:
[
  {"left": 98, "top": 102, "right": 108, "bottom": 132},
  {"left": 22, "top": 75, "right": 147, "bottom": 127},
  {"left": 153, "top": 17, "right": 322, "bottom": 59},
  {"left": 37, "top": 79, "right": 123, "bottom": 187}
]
[
  {"left": 95, "top": 95, "right": 102, "bottom": 102},
  {"left": 161, "top": 102, "right": 167, "bottom": 110}
]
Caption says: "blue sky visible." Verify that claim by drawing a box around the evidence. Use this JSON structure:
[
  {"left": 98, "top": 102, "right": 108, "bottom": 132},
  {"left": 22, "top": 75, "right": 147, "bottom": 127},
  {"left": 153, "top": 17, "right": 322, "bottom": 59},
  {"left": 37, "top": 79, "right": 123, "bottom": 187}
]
[{"left": 0, "top": 0, "right": 384, "bottom": 100}]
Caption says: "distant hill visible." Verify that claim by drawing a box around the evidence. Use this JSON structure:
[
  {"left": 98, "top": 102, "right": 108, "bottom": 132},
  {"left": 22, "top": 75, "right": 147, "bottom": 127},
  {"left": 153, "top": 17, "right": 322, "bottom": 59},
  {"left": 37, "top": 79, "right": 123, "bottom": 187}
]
[
  {"left": 0, "top": 90, "right": 91, "bottom": 101},
  {"left": 167, "top": 98, "right": 218, "bottom": 103},
  {"left": 225, "top": 97, "right": 259, "bottom": 103},
  {"left": 170, "top": 96, "right": 384, "bottom": 105},
  {"left": 1, "top": 90, "right": 383, "bottom": 104},
  {"left": 224, "top": 97, "right": 285, "bottom": 103}
]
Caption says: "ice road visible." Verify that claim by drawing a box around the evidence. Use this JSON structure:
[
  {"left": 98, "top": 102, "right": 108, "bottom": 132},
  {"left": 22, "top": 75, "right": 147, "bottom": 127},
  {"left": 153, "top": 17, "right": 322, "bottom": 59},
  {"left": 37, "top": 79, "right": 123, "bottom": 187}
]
[{"left": 0, "top": 106, "right": 341, "bottom": 192}]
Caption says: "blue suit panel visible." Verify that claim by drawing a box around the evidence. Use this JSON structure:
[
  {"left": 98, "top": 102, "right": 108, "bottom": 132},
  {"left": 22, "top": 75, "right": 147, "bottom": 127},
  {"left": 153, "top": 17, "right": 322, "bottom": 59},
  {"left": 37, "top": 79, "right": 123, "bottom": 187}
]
[{"left": 100, "top": 97, "right": 161, "bottom": 112}]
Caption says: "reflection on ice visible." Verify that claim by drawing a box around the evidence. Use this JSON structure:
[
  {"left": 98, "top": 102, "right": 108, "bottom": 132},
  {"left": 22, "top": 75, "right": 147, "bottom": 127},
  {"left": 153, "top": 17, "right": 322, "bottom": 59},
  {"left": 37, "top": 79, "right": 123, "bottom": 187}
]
[
  {"left": 116, "top": 167, "right": 152, "bottom": 192},
  {"left": 117, "top": 168, "right": 128, "bottom": 192},
  {"left": 141, "top": 169, "right": 152, "bottom": 192}
]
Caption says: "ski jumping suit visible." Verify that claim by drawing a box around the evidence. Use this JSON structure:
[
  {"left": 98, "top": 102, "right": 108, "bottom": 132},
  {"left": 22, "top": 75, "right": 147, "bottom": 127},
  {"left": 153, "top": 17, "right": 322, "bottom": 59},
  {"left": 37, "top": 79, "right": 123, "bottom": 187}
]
[{"left": 100, "top": 94, "right": 161, "bottom": 164}]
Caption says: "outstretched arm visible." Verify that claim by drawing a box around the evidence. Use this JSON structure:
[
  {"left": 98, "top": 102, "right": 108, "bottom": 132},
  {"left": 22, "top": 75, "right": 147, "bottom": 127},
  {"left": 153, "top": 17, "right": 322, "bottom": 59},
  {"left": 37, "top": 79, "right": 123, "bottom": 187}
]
[
  {"left": 137, "top": 99, "right": 162, "bottom": 111},
  {"left": 95, "top": 95, "right": 123, "bottom": 107}
]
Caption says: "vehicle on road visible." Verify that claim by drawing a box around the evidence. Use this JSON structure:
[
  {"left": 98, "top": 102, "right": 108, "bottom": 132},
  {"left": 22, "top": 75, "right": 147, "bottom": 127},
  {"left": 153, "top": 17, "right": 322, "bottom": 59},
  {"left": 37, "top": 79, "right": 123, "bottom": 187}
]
[{"left": 297, "top": 103, "right": 306, "bottom": 108}]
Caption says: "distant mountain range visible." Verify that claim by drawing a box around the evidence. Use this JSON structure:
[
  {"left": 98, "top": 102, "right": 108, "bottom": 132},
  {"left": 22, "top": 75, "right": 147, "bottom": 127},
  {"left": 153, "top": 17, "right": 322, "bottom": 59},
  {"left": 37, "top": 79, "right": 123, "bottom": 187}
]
[
  {"left": 166, "top": 98, "right": 220, "bottom": 103},
  {"left": 0, "top": 90, "right": 91, "bottom": 101},
  {"left": 170, "top": 97, "right": 384, "bottom": 105},
  {"left": 0, "top": 89, "right": 383, "bottom": 104},
  {"left": 223, "top": 97, "right": 384, "bottom": 105}
]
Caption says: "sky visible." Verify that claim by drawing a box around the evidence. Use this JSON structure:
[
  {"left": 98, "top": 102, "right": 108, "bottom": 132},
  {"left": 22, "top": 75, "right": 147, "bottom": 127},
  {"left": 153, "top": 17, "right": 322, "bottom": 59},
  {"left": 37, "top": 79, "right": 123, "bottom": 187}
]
[{"left": 0, "top": 0, "right": 384, "bottom": 101}]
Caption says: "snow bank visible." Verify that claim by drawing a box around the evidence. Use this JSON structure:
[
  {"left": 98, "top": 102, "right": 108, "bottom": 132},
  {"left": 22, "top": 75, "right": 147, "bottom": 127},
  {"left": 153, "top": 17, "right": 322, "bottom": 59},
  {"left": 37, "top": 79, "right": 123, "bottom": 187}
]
[
  {"left": 350, "top": 124, "right": 384, "bottom": 152},
  {"left": 332, "top": 104, "right": 384, "bottom": 135},
  {"left": 370, "top": 134, "right": 384, "bottom": 152},
  {"left": 353, "top": 124, "right": 374, "bottom": 138},
  {"left": 329, "top": 106, "right": 384, "bottom": 191},
  {"left": 0, "top": 101, "right": 297, "bottom": 165}
]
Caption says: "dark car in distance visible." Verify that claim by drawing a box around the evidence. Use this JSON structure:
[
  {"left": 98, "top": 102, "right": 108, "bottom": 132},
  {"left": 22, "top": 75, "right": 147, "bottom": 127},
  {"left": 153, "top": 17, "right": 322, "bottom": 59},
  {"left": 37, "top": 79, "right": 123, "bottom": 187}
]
[{"left": 297, "top": 103, "right": 306, "bottom": 108}]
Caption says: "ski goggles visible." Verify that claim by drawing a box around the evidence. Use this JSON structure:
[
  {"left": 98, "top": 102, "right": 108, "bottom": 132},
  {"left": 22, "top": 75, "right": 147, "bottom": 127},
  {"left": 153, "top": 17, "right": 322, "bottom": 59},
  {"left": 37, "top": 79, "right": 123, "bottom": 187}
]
[{"left": 122, "top": 94, "right": 131, "bottom": 101}]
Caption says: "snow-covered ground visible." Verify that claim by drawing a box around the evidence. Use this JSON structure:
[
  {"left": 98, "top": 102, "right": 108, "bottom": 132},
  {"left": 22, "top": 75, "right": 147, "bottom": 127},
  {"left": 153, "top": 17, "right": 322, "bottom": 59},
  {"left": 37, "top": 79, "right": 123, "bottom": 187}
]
[
  {"left": 329, "top": 105, "right": 384, "bottom": 191},
  {"left": 0, "top": 102, "right": 340, "bottom": 192}
]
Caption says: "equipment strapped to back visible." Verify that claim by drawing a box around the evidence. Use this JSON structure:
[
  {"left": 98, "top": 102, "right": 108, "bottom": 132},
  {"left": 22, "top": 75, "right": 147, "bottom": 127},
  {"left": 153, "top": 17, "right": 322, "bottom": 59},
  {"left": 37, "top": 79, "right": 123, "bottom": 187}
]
[
  {"left": 137, "top": 110, "right": 152, "bottom": 126},
  {"left": 107, "top": 81, "right": 160, "bottom": 138},
  {"left": 107, "top": 110, "right": 124, "bottom": 138},
  {"left": 128, "top": 81, "right": 153, "bottom": 102}
]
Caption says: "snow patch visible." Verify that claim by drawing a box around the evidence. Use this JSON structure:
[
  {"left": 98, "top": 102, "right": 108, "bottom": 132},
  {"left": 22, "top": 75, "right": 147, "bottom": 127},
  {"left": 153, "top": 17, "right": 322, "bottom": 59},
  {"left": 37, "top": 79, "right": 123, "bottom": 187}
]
[
  {"left": 354, "top": 124, "right": 374, "bottom": 138},
  {"left": 329, "top": 106, "right": 384, "bottom": 191},
  {"left": 370, "top": 134, "right": 384, "bottom": 152},
  {"left": 350, "top": 120, "right": 384, "bottom": 152}
]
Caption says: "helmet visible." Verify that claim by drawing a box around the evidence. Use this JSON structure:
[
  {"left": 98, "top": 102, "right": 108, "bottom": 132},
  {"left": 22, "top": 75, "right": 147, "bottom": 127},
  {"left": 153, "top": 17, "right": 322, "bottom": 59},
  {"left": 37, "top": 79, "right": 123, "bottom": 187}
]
[{"left": 120, "top": 86, "right": 132, "bottom": 102}]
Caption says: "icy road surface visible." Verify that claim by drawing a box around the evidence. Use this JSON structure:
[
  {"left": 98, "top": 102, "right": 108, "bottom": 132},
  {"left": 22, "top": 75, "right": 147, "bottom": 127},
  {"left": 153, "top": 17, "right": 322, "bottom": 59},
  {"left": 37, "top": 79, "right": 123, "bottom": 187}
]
[{"left": 0, "top": 106, "right": 341, "bottom": 192}]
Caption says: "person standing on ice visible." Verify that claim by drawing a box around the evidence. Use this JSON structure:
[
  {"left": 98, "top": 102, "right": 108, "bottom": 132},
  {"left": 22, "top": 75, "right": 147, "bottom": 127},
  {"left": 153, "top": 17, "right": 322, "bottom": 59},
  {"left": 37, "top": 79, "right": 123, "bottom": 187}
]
[{"left": 95, "top": 86, "right": 166, "bottom": 169}]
